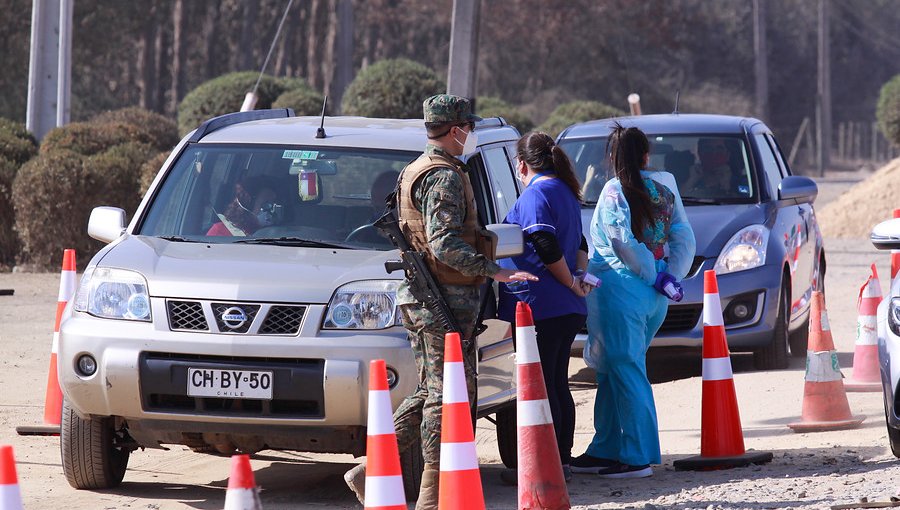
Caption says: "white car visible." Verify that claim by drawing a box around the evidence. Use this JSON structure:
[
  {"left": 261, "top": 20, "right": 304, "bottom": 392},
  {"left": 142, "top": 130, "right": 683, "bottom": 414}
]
[
  {"left": 871, "top": 217, "right": 900, "bottom": 456},
  {"left": 57, "top": 110, "right": 524, "bottom": 495}
]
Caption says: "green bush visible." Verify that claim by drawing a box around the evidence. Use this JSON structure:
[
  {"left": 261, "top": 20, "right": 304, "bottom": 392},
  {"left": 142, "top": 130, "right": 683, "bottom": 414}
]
[
  {"left": 0, "top": 157, "right": 19, "bottom": 267},
  {"left": 139, "top": 151, "right": 169, "bottom": 194},
  {"left": 341, "top": 59, "right": 445, "bottom": 119},
  {"left": 40, "top": 121, "right": 164, "bottom": 156},
  {"left": 92, "top": 107, "right": 179, "bottom": 152},
  {"left": 0, "top": 118, "right": 38, "bottom": 165},
  {"left": 273, "top": 86, "right": 327, "bottom": 116},
  {"left": 177, "top": 71, "right": 312, "bottom": 134},
  {"left": 538, "top": 100, "right": 626, "bottom": 138},
  {"left": 477, "top": 96, "right": 534, "bottom": 134},
  {"left": 877, "top": 75, "right": 900, "bottom": 147}
]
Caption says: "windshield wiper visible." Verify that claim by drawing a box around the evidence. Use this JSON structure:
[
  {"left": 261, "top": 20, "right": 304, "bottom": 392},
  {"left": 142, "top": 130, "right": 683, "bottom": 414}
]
[
  {"left": 158, "top": 235, "right": 198, "bottom": 242},
  {"left": 233, "top": 236, "right": 350, "bottom": 249},
  {"left": 680, "top": 197, "right": 723, "bottom": 205}
]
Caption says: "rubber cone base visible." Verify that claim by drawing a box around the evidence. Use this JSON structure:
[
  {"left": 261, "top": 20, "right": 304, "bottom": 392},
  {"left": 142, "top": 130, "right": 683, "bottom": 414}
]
[
  {"left": 787, "top": 415, "right": 865, "bottom": 432},
  {"left": 15, "top": 425, "right": 60, "bottom": 436},
  {"left": 673, "top": 450, "right": 774, "bottom": 471},
  {"left": 843, "top": 380, "right": 881, "bottom": 393}
]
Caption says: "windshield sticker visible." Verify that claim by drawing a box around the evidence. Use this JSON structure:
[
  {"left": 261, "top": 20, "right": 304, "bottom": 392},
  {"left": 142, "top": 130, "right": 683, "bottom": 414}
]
[{"left": 282, "top": 150, "right": 319, "bottom": 160}]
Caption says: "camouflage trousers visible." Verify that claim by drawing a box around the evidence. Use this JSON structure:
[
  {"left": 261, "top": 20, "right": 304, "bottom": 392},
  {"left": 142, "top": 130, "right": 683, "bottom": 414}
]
[{"left": 393, "top": 300, "right": 479, "bottom": 466}]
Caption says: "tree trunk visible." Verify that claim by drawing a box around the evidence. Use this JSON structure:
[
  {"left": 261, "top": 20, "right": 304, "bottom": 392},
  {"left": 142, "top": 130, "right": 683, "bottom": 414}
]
[
  {"left": 170, "top": 0, "right": 186, "bottom": 115},
  {"left": 321, "top": 0, "right": 338, "bottom": 98},
  {"left": 239, "top": 1, "right": 258, "bottom": 70},
  {"left": 138, "top": 2, "right": 158, "bottom": 110},
  {"left": 306, "top": 0, "right": 322, "bottom": 89}
]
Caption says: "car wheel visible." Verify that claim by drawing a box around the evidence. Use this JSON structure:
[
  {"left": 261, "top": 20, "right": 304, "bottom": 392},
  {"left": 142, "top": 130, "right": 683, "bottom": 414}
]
[
  {"left": 754, "top": 280, "right": 790, "bottom": 370},
  {"left": 881, "top": 389, "right": 900, "bottom": 458},
  {"left": 399, "top": 430, "right": 424, "bottom": 500},
  {"left": 60, "top": 399, "right": 130, "bottom": 489},
  {"left": 495, "top": 406, "right": 517, "bottom": 468}
]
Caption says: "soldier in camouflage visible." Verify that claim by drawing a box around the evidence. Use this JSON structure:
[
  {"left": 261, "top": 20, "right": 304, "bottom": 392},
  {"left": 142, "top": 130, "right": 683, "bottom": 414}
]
[{"left": 345, "top": 94, "right": 536, "bottom": 509}]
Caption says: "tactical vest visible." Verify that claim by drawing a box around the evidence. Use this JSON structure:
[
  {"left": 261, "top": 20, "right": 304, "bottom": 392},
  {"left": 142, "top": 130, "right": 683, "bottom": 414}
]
[{"left": 398, "top": 153, "right": 495, "bottom": 286}]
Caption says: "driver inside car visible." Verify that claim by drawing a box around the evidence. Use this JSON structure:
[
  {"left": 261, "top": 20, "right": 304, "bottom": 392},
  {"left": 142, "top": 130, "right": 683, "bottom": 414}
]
[{"left": 207, "top": 178, "right": 280, "bottom": 237}]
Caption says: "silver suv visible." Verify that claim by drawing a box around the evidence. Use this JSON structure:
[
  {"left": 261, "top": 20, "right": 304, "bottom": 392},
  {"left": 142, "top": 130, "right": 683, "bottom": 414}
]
[{"left": 58, "top": 110, "right": 523, "bottom": 492}]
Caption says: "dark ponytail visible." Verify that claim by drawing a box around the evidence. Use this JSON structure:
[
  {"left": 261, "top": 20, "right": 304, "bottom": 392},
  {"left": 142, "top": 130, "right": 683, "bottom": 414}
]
[
  {"left": 516, "top": 131, "right": 582, "bottom": 201},
  {"left": 606, "top": 123, "right": 653, "bottom": 241}
]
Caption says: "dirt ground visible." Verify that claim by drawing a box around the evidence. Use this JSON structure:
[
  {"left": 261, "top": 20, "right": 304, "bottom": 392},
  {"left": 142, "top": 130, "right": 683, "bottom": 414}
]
[{"left": 1, "top": 174, "right": 899, "bottom": 509}]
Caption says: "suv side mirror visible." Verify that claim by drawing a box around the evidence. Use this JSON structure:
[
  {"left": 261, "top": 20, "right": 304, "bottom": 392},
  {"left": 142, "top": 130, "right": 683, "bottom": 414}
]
[
  {"left": 88, "top": 207, "right": 126, "bottom": 243},
  {"left": 778, "top": 176, "right": 818, "bottom": 204},
  {"left": 872, "top": 218, "right": 900, "bottom": 250},
  {"left": 486, "top": 223, "right": 523, "bottom": 258}
]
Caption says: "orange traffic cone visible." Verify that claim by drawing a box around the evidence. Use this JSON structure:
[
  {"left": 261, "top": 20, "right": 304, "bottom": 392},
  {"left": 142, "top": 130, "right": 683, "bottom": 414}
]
[
  {"left": 892, "top": 209, "right": 900, "bottom": 282},
  {"left": 0, "top": 445, "right": 24, "bottom": 510},
  {"left": 674, "top": 271, "right": 773, "bottom": 470},
  {"left": 514, "top": 302, "right": 570, "bottom": 509},
  {"left": 788, "top": 291, "right": 866, "bottom": 432},
  {"left": 845, "top": 264, "right": 883, "bottom": 392},
  {"left": 438, "top": 332, "right": 484, "bottom": 510},
  {"left": 224, "top": 454, "right": 262, "bottom": 510},
  {"left": 363, "top": 359, "right": 406, "bottom": 509},
  {"left": 16, "top": 248, "right": 76, "bottom": 436}
]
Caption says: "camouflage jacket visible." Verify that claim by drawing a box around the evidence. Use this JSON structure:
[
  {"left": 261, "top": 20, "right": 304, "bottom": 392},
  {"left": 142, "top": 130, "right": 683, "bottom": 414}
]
[{"left": 396, "top": 144, "right": 500, "bottom": 307}]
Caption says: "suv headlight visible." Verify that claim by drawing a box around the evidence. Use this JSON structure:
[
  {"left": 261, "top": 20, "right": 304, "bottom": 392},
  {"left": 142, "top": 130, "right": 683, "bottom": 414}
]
[
  {"left": 889, "top": 297, "right": 900, "bottom": 337},
  {"left": 73, "top": 267, "right": 151, "bottom": 321},
  {"left": 714, "top": 225, "right": 770, "bottom": 275},
  {"left": 324, "top": 280, "right": 401, "bottom": 330}
]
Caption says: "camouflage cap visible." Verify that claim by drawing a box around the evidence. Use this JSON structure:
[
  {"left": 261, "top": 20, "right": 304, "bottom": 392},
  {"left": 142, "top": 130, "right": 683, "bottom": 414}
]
[{"left": 422, "top": 94, "right": 482, "bottom": 124}]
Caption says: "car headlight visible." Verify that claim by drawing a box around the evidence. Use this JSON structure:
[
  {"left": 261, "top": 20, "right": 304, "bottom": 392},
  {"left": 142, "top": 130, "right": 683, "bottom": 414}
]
[
  {"left": 73, "top": 267, "right": 151, "bottom": 321},
  {"left": 323, "top": 280, "right": 401, "bottom": 330},
  {"left": 714, "top": 225, "right": 770, "bottom": 275},
  {"left": 889, "top": 297, "right": 900, "bottom": 337}
]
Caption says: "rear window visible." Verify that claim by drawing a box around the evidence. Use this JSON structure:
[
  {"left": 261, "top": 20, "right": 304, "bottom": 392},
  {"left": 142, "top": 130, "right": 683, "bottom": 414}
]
[
  {"left": 138, "top": 144, "right": 417, "bottom": 249},
  {"left": 559, "top": 134, "right": 756, "bottom": 205}
]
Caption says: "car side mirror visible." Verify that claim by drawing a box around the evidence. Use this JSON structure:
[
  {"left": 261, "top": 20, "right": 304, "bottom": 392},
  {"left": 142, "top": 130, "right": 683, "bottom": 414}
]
[
  {"left": 778, "top": 176, "right": 818, "bottom": 205},
  {"left": 871, "top": 218, "right": 900, "bottom": 251},
  {"left": 486, "top": 223, "right": 523, "bottom": 258},
  {"left": 88, "top": 206, "right": 126, "bottom": 243}
]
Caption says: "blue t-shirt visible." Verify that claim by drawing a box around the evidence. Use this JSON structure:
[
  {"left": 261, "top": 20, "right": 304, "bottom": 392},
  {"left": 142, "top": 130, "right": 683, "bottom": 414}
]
[{"left": 498, "top": 177, "right": 587, "bottom": 322}]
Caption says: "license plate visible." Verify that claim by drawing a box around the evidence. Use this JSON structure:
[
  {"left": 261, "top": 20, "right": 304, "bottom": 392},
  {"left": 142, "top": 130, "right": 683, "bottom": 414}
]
[{"left": 187, "top": 368, "right": 273, "bottom": 400}]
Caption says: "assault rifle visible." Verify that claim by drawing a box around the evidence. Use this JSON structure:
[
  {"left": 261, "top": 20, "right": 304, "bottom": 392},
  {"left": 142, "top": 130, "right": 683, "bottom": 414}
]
[{"left": 374, "top": 208, "right": 463, "bottom": 335}]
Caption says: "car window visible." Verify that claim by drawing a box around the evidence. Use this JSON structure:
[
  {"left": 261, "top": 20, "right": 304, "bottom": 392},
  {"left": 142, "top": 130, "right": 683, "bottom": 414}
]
[
  {"left": 559, "top": 134, "right": 756, "bottom": 205},
  {"left": 465, "top": 153, "right": 496, "bottom": 225},
  {"left": 138, "top": 144, "right": 417, "bottom": 249},
  {"left": 481, "top": 145, "right": 519, "bottom": 220},
  {"left": 754, "top": 134, "right": 782, "bottom": 199},
  {"left": 765, "top": 133, "right": 792, "bottom": 177}
]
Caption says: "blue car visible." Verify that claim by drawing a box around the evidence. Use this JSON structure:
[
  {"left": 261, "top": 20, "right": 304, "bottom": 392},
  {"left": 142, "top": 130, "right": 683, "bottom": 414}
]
[{"left": 558, "top": 114, "right": 825, "bottom": 370}]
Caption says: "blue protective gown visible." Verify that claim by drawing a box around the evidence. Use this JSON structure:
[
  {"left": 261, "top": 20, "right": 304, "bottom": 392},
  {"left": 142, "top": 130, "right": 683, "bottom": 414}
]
[{"left": 583, "top": 170, "right": 695, "bottom": 466}]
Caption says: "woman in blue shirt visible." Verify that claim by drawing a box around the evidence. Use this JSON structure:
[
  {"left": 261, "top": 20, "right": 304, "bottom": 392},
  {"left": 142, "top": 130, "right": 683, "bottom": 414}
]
[
  {"left": 571, "top": 124, "right": 695, "bottom": 478},
  {"left": 498, "top": 131, "right": 591, "bottom": 480}
]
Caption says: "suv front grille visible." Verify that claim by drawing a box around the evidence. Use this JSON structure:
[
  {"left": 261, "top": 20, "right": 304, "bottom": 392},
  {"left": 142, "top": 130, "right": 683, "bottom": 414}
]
[
  {"left": 168, "top": 301, "right": 208, "bottom": 331},
  {"left": 165, "top": 300, "right": 307, "bottom": 335},
  {"left": 658, "top": 304, "right": 703, "bottom": 333}
]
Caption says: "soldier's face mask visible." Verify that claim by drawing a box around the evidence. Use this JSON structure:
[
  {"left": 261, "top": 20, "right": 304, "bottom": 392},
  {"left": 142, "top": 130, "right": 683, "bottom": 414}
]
[{"left": 454, "top": 125, "right": 478, "bottom": 156}]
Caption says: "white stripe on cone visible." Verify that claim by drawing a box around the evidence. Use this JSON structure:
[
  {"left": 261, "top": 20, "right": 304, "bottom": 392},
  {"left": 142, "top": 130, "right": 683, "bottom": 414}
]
[
  {"left": 0, "top": 485, "right": 24, "bottom": 510},
  {"left": 857, "top": 316, "right": 878, "bottom": 346},
  {"left": 58, "top": 272, "right": 76, "bottom": 301},
  {"left": 806, "top": 351, "right": 842, "bottom": 383},
  {"left": 364, "top": 475, "right": 406, "bottom": 507},
  {"left": 51, "top": 331, "right": 60, "bottom": 353},
  {"left": 703, "top": 293, "right": 724, "bottom": 327},
  {"left": 443, "top": 361, "right": 468, "bottom": 404},
  {"left": 517, "top": 398, "right": 553, "bottom": 427},
  {"left": 367, "top": 390, "right": 395, "bottom": 435},
  {"left": 821, "top": 311, "right": 831, "bottom": 331},
  {"left": 223, "top": 487, "right": 262, "bottom": 510},
  {"left": 439, "top": 442, "right": 479, "bottom": 471},
  {"left": 515, "top": 325, "right": 540, "bottom": 364},
  {"left": 702, "top": 357, "right": 734, "bottom": 381}
]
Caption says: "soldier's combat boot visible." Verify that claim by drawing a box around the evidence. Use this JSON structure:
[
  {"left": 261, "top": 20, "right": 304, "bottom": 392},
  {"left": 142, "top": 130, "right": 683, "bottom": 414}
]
[
  {"left": 415, "top": 463, "right": 440, "bottom": 510},
  {"left": 343, "top": 460, "right": 366, "bottom": 505}
]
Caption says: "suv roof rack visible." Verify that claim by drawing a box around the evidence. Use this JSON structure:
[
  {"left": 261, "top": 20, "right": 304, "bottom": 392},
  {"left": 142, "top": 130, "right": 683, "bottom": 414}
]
[
  {"left": 188, "top": 108, "right": 296, "bottom": 143},
  {"left": 475, "top": 117, "right": 508, "bottom": 129}
]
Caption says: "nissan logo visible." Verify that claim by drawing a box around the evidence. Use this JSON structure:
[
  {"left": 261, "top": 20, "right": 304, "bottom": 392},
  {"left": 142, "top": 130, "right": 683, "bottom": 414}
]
[{"left": 221, "top": 306, "right": 248, "bottom": 330}]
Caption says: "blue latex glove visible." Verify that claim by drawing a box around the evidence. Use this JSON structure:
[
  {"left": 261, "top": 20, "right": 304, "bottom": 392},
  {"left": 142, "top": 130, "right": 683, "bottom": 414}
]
[{"left": 653, "top": 271, "right": 684, "bottom": 302}]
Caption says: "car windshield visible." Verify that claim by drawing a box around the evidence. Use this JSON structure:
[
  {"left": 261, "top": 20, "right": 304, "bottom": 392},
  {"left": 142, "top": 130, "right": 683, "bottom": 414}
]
[
  {"left": 559, "top": 134, "right": 756, "bottom": 205},
  {"left": 137, "top": 144, "right": 418, "bottom": 250}
]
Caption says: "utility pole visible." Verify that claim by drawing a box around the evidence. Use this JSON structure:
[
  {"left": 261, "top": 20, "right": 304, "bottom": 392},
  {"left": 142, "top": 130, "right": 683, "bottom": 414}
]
[
  {"left": 753, "top": 0, "right": 769, "bottom": 122},
  {"left": 333, "top": 0, "right": 354, "bottom": 113},
  {"left": 447, "top": 0, "right": 481, "bottom": 102},
  {"left": 27, "top": 0, "right": 73, "bottom": 140},
  {"left": 816, "top": 0, "right": 831, "bottom": 176}
]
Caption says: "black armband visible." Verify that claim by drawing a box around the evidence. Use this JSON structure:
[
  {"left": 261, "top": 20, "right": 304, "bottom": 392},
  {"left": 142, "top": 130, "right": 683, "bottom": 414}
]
[{"left": 527, "top": 230, "right": 563, "bottom": 265}]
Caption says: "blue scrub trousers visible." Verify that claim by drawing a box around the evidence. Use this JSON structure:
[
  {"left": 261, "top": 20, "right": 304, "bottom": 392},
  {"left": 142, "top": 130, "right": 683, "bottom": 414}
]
[{"left": 585, "top": 264, "right": 667, "bottom": 466}]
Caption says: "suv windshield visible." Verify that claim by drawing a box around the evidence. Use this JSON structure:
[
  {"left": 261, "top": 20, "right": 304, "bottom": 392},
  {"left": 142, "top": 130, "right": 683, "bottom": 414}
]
[
  {"left": 559, "top": 134, "right": 756, "bottom": 205},
  {"left": 138, "top": 144, "right": 418, "bottom": 249}
]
